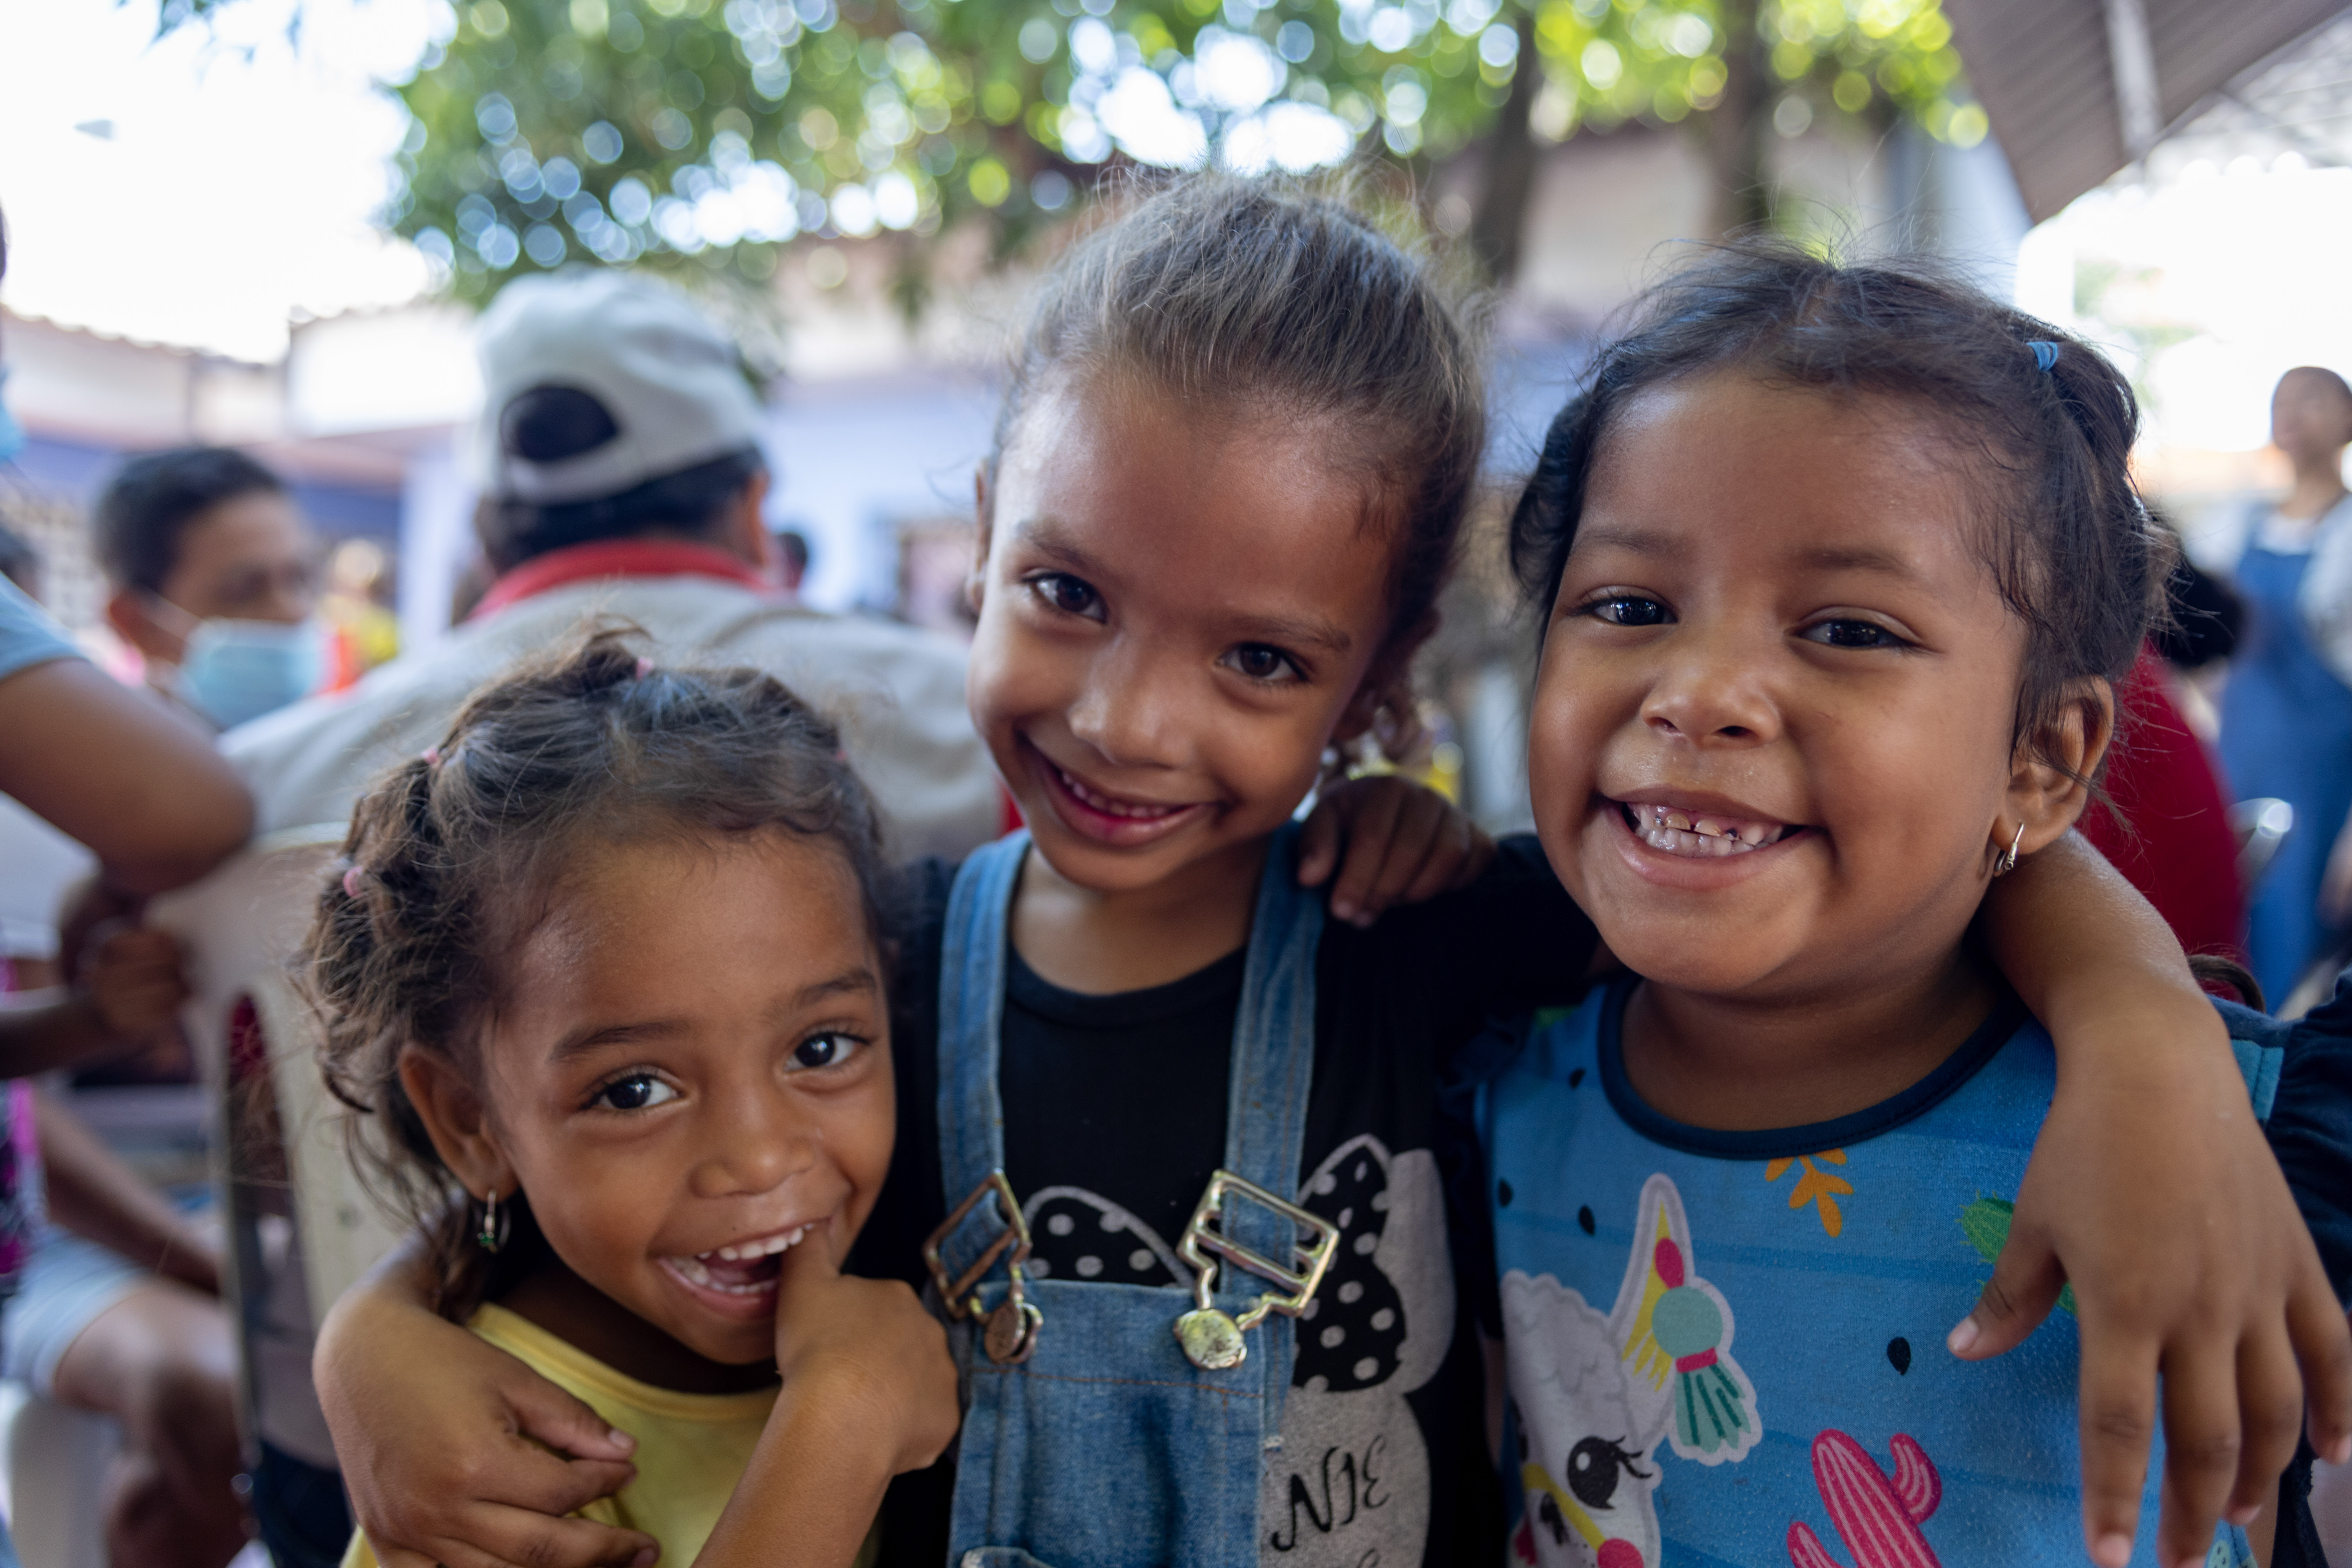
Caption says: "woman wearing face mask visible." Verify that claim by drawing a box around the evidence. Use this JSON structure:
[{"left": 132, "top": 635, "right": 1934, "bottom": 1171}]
[{"left": 95, "top": 447, "right": 327, "bottom": 733}]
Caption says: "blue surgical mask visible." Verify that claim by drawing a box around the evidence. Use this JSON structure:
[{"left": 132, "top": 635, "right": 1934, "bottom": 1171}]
[
  {"left": 173, "top": 613, "right": 328, "bottom": 730},
  {"left": 0, "top": 368, "right": 23, "bottom": 465}
]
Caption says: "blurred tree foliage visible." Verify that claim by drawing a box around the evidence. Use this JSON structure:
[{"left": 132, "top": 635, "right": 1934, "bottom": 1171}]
[{"left": 160, "top": 0, "right": 1985, "bottom": 301}]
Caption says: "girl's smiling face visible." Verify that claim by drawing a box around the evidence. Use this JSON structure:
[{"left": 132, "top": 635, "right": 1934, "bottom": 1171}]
[
  {"left": 1529, "top": 371, "right": 2088, "bottom": 1003},
  {"left": 406, "top": 828, "right": 894, "bottom": 1371},
  {"left": 967, "top": 373, "right": 1399, "bottom": 897}
]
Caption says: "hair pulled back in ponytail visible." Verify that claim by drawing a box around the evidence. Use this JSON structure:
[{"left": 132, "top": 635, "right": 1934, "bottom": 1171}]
[
  {"left": 992, "top": 174, "right": 1488, "bottom": 756},
  {"left": 1509, "top": 241, "right": 2169, "bottom": 780},
  {"left": 303, "top": 625, "right": 890, "bottom": 1314}
]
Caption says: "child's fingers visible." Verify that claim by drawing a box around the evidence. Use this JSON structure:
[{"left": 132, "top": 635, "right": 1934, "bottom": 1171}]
[
  {"left": 1296, "top": 796, "right": 1344, "bottom": 888},
  {"left": 2292, "top": 1283, "right": 2352, "bottom": 1465},
  {"left": 773, "top": 1228, "right": 844, "bottom": 1295},
  {"left": 1348, "top": 796, "right": 1446, "bottom": 922},
  {"left": 2228, "top": 1325, "right": 2305, "bottom": 1525},
  {"left": 506, "top": 1376, "right": 639, "bottom": 1465},
  {"left": 1947, "top": 1220, "right": 2065, "bottom": 1361},
  {"left": 1401, "top": 818, "right": 1492, "bottom": 905},
  {"left": 422, "top": 1506, "right": 660, "bottom": 1568},
  {"left": 1326, "top": 785, "right": 1405, "bottom": 926},
  {"left": 2154, "top": 1350, "right": 2243, "bottom": 1568},
  {"left": 2073, "top": 1327, "right": 2160, "bottom": 1568}
]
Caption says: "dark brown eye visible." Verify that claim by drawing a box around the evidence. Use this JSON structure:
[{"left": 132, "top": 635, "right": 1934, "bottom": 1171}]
[
  {"left": 1589, "top": 596, "right": 1668, "bottom": 627},
  {"left": 1807, "top": 618, "right": 1902, "bottom": 649},
  {"left": 594, "top": 1072, "right": 676, "bottom": 1111},
  {"left": 1221, "top": 643, "right": 1302, "bottom": 683},
  {"left": 789, "top": 1033, "right": 859, "bottom": 1070},
  {"left": 1032, "top": 573, "right": 1101, "bottom": 617}
]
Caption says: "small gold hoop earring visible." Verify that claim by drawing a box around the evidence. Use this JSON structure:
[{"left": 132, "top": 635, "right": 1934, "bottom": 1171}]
[{"left": 1994, "top": 821, "right": 2026, "bottom": 877}]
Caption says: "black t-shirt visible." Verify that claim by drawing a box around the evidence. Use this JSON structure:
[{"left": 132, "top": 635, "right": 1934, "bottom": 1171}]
[{"left": 852, "top": 836, "right": 1599, "bottom": 1568}]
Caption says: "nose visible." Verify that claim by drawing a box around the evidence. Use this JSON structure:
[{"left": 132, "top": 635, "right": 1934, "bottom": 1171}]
[
  {"left": 1064, "top": 634, "right": 1191, "bottom": 771},
  {"left": 1639, "top": 620, "right": 1781, "bottom": 749},
  {"left": 688, "top": 1080, "right": 818, "bottom": 1200}
]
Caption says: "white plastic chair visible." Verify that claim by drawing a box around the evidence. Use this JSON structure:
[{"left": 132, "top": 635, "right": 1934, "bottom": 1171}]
[
  {"left": 145, "top": 826, "right": 407, "bottom": 1479},
  {"left": 0, "top": 1380, "right": 115, "bottom": 1568}
]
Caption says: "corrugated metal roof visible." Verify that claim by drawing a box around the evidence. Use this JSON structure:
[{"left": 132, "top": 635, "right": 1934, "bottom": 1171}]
[{"left": 1944, "top": 0, "right": 2349, "bottom": 219}]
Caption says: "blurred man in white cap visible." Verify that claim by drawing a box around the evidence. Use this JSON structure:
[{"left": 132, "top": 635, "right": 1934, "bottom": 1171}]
[
  {"left": 227, "top": 268, "right": 995, "bottom": 856},
  {"left": 216, "top": 271, "right": 995, "bottom": 1568}
]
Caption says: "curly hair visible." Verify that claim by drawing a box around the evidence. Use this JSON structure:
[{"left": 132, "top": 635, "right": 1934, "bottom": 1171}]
[{"left": 303, "top": 625, "right": 891, "bottom": 1315}]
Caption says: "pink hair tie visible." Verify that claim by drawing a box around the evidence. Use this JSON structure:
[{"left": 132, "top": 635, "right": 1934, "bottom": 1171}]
[
  {"left": 634, "top": 657, "right": 654, "bottom": 680},
  {"left": 342, "top": 866, "right": 366, "bottom": 898},
  {"left": 421, "top": 746, "right": 441, "bottom": 766}
]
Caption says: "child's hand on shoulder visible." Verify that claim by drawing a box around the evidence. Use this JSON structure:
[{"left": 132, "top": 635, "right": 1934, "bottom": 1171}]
[
  {"left": 1297, "top": 774, "right": 1494, "bottom": 928},
  {"left": 770, "top": 1236, "right": 958, "bottom": 1477}
]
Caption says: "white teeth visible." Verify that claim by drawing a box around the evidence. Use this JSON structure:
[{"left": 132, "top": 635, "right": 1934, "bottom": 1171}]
[
  {"left": 1635, "top": 803, "right": 1787, "bottom": 858},
  {"left": 1057, "top": 765, "right": 1184, "bottom": 820},
  {"left": 672, "top": 1226, "right": 810, "bottom": 1288}
]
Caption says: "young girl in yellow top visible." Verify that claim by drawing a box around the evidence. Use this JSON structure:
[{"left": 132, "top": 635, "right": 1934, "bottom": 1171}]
[{"left": 308, "top": 633, "right": 958, "bottom": 1568}]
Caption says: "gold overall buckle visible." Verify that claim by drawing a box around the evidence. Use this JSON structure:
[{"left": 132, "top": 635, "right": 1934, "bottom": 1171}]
[
  {"left": 1172, "top": 1169, "right": 1339, "bottom": 1371},
  {"left": 923, "top": 1169, "right": 1042, "bottom": 1366}
]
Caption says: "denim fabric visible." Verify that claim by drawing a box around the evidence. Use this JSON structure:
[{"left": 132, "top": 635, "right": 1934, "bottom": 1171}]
[
  {"left": 936, "top": 827, "right": 1322, "bottom": 1568},
  {"left": 2218, "top": 544, "right": 2352, "bottom": 1000}
]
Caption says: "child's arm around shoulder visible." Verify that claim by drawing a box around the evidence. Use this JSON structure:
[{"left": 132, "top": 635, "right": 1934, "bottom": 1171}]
[
  {"left": 692, "top": 1242, "right": 958, "bottom": 1567},
  {"left": 1979, "top": 832, "right": 2352, "bottom": 1568},
  {"left": 315, "top": 1232, "right": 656, "bottom": 1568},
  {"left": 1297, "top": 774, "right": 1495, "bottom": 927}
]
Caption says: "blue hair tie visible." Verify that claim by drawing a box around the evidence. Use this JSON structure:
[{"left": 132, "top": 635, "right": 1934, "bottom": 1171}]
[{"left": 2029, "top": 340, "right": 2060, "bottom": 373}]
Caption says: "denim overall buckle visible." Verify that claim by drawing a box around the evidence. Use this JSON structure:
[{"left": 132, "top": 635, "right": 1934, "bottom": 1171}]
[
  {"left": 924, "top": 1169, "right": 1043, "bottom": 1365},
  {"left": 1172, "top": 1168, "right": 1339, "bottom": 1371}
]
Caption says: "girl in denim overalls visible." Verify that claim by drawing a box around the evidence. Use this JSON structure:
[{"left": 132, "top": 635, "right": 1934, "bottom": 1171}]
[{"left": 307, "top": 179, "right": 2352, "bottom": 1568}]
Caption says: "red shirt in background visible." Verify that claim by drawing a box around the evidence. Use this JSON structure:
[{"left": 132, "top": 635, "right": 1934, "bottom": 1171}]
[{"left": 2080, "top": 646, "right": 2247, "bottom": 965}]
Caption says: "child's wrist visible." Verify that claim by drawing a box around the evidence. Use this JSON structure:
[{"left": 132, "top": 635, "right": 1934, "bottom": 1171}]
[
  {"left": 781, "top": 1354, "right": 930, "bottom": 1468},
  {"left": 2048, "top": 994, "right": 2231, "bottom": 1091}
]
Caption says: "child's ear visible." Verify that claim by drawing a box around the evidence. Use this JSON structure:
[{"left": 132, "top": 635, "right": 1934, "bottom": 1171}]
[
  {"left": 1996, "top": 677, "right": 2117, "bottom": 869},
  {"left": 968, "top": 463, "right": 995, "bottom": 617},
  {"left": 398, "top": 1045, "right": 515, "bottom": 1205}
]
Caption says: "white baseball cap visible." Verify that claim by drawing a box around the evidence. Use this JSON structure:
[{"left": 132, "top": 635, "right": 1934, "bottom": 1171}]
[{"left": 471, "top": 269, "right": 769, "bottom": 504}]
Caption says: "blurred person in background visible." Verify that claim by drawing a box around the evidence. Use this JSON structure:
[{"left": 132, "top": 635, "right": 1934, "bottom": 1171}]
[
  {"left": 2208, "top": 366, "right": 2352, "bottom": 1002},
  {"left": 0, "top": 217, "right": 260, "bottom": 1568},
  {"left": 95, "top": 447, "right": 326, "bottom": 732},
  {"left": 318, "top": 537, "right": 398, "bottom": 689},
  {"left": 774, "top": 524, "right": 810, "bottom": 596},
  {"left": 229, "top": 270, "right": 993, "bottom": 853},
  {"left": 222, "top": 268, "right": 995, "bottom": 1568}
]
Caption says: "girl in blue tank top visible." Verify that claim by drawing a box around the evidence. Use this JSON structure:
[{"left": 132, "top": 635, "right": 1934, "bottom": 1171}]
[
  {"left": 306, "top": 187, "right": 2348, "bottom": 1568},
  {"left": 1475, "top": 247, "right": 2352, "bottom": 1568}
]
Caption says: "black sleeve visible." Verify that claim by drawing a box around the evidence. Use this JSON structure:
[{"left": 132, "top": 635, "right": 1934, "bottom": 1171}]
[
  {"left": 1373, "top": 833, "right": 1600, "bottom": 1052},
  {"left": 2220, "top": 989, "right": 2352, "bottom": 1568},
  {"left": 847, "top": 858, "right": 951, "bottom": 1291},
  {"left": 2268, "top": 990, "right": 2352, "bottom": 1301}
]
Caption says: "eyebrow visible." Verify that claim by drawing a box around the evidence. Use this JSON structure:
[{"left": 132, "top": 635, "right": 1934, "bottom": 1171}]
[
  {"left": 1011, "top": 518, "right": 1354, "bottom": 656},
  {"left": 544, "top": 967, "right": 881, "bottom": 1064},
  {"left": 1574, "top": 525, "right": 1927, "bottom": 583}
]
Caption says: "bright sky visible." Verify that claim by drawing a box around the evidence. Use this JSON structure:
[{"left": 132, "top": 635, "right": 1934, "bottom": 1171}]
[
  {"left": 2021, "top": 154, "right": 2352, "bottom": 459},
  {"left": 0, "top": 0, "right": 443, "bottom": 362}
]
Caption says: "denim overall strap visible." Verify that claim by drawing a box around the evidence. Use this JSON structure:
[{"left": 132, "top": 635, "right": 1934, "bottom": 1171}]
[
  {"left": 937, "top": 825, "right": 1324, "bottom": 1568},
  {"left": 937, "top": 829, "right": 1031, "bottom": 1208}
]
